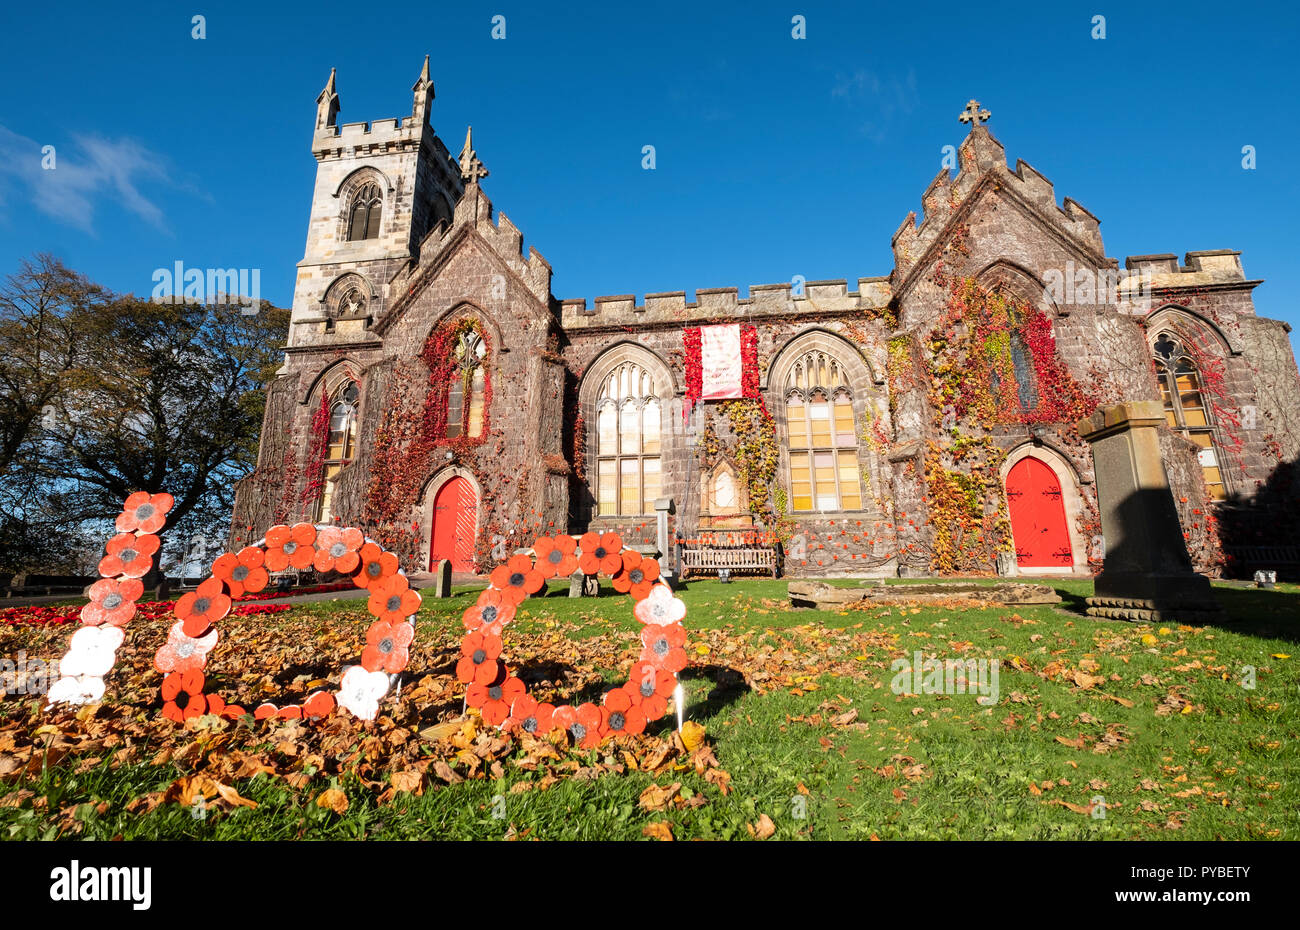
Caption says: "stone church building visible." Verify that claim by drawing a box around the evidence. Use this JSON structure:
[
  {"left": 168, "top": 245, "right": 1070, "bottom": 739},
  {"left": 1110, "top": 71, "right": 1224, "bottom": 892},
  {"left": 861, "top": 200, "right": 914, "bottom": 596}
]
[{"left": 231, "top": 61, "right": 1300, "bottom": 579}]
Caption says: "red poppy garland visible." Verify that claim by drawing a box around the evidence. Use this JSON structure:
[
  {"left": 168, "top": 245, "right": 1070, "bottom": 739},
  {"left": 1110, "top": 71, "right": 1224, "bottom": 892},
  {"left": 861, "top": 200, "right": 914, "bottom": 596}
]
[
  {"left": 147, "top": 522, "right": 421, "bottom": 724},
  {"left": 458, "top": 532, "right": 688, "bottom": 748},
  {"left": 47, "top": 492, "right": 175, "bottom": 708}
]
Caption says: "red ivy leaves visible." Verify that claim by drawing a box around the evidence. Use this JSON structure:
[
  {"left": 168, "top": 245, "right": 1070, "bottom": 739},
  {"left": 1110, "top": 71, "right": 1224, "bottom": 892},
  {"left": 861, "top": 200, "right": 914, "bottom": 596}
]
[{"left": 299, "top": 390, "right": 332, "bottom": 509}]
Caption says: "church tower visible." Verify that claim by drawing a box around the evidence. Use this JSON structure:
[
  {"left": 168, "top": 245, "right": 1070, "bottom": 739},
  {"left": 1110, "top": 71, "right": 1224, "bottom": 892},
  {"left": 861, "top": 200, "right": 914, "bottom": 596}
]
[{"left": 288, "top": 57, "right": 464, "bottom": 348}]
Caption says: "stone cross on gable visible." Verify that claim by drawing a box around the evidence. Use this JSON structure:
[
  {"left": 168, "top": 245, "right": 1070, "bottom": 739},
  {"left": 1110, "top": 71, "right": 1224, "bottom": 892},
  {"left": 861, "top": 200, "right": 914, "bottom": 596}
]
[
  {"left": 458, "top": 125, "right": 490, "bottom": 183},
  {"left": 959, "top": 99, "right": 991, "bottom": 128}
]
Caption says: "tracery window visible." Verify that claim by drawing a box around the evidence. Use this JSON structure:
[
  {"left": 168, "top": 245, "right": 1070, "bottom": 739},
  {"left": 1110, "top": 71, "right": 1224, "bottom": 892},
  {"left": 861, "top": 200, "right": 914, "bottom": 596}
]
[
  {"left": 1152, "top": 332, "right": 1226, "bottom": 501},
  {"left": 317, "top": 380, "right": 360, "bottom": 522},
  {"left": 346, "top": 182, "right": 382, "bottom": 241},
  {"left": 595, "top": 362, "right": 661, "bottom": 516},
  {"left": 445, "top": 329, "right": 486, "bottom": 440},
  {"left": 784, "top": 350, "right": 861, "bottom": 512}
]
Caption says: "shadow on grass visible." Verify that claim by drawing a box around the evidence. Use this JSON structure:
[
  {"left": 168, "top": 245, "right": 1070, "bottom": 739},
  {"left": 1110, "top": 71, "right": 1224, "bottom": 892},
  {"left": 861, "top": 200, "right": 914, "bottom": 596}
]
[{"left": 678, "top": 663, "right": 751, "bottom": 720}]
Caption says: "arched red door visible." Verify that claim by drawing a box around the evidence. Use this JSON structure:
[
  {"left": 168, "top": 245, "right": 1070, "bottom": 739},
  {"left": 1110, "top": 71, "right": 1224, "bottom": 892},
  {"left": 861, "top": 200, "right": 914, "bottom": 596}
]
[
  {"left": 430, "top": 476, "right": 477, "bottom": 572},
  {"left": 1006, "top": 457, "right": 1073, "bottom": 568}
]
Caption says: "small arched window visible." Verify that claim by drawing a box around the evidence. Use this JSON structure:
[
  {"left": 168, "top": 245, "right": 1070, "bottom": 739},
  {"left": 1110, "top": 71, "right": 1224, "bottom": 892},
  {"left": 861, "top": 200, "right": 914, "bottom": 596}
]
[
  {"left": 347, "top": 182, "right": 382, "bottom": 241},
  {"left": 595, "top": 362, "right": 661, "bottom": 516},
  {"left": 446, "top": 330, "right": 487, "bottom": 440},
  {"left": 1152, "top": 332, "right": 1226, "bottom": 501},
  {"left": 785, "top": 350, "right": 861, "bottom": 512},
  {"left": 318, "top": 380, "right": 360, "bottom": 522}
]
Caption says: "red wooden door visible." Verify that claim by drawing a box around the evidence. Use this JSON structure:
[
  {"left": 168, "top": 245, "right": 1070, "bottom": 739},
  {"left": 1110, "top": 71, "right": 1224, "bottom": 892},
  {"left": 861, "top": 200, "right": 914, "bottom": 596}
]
[
  {"left": 1006, "top": 457, "right": 1073, "bottom": 568},
  {"left": 431, "top": 477, "right": 477, "bottom": 572}
]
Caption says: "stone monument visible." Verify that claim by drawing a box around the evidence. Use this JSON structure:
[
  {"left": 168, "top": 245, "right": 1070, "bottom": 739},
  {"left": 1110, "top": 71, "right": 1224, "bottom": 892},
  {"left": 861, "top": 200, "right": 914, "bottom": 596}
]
[{"left": 1077, "top": 401, "right": 1224, "bottom": 622}]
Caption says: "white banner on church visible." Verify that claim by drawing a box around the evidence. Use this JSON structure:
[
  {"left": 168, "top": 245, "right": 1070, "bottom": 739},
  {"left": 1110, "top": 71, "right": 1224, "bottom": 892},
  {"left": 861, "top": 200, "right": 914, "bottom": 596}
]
[{"left": 700, "top": 323, "right": 743, "bottom": 399}]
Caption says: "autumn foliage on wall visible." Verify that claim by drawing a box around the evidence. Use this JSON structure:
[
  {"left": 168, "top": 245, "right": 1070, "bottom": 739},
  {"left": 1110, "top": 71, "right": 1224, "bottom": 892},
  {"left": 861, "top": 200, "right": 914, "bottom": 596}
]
[
  {"left": 362, "top": 316, "right": 492, "bottom": 563},
  {"left": 921, "top": 278, "right": 1097, "bottom": 572}
]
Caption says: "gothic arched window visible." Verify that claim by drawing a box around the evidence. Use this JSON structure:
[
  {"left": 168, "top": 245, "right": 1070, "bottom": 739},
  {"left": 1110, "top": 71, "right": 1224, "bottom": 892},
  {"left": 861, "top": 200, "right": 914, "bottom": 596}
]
[
  {"left": 1152, "top": 332, "right": 1226, "bottom": 501},
  {"left": 595, "top": 362, "right": 661, "bottom": 516},
  {"left": 445, "top": 330, "right": 487, "bottom": 440},
  {"left": 318, "top": 380, "right": 360, "bottom": 522},
  {"left": 346, "top": 182, "right": 382, "bottom": 241},
  {"left": 784, "top": 350, "right": 861, "bottom": 512}
]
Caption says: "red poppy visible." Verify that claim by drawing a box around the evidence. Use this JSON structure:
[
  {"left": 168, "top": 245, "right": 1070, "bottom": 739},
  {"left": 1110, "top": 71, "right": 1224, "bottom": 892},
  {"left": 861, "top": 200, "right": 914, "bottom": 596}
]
[
  {"left": 366, "top": 576, "right": 421, "bottom": 623},
  {"left": 626, "top": 660, "right": 676, "bottom": 721},
  {"left": 456, "top": 631, "right": 504, "bottom": 684},
  {"left": 361, "top": 618, "right": 415, "bottom": 673},
  {"left": 264, "top": 523, "right": 317, "bottom": 572},
  {"left": 489, "top": 554, "right": 544, "bottom": 606},
  {"left": 611, "top": 550, "right": 662, "bottom": 600},
  {"left": 553, "top": 701, "right": 605, "bottom": 748},
  {"left": 80, "top": 577, "right": 144, "bottom": 626},
  {"left": 98, "top": 532, "right": 160, "bottom": 579},
  {"left": 206, "top": 693, "right": 226, "bottom": 717},
  {"left": 221, "top": 704, "right": 247, "bottom": 720},
  {"left": 278, "top": 705, "right": 303, "bottom": 720},
  {"left": 466, "top": 675, "right": 525, "bottom": 727},
  {"left": 533, "top": 535, "right": 578, "bottom": 579},
  {"left": 313, "top": 526, "right": 364, "bottom": 574},
  {"left": 253, "top": 703, "right": 279, "bottom": 720},
  {"left": 577, "top": 532, "right": 623, "bottom": 576},
  {"left": 602, "top": 687, "right": 648, "bottom": 737},
  {"left": 175, "top": 576, "right": 232, "bottom": 636},
  {"left": 302, "top": 691, "right": 335, "bottom": 718},
  {"left": 462, "top": 588, "right": 515, "bottom": 635},
  {"left": 640, "top": 623, "right": 688, "bottom": 673},
  {"left": 115, "top": 491, "right": 174, "bottom": 534},
  {"left": 212, "top": 547, "right": 270, "bottom": 597},
  {"left": 161, "top": 668, "right": 205, "bottom": 723},
  {"left": 353, "top": 542, "right": 399, "bottom": 589},
  {"left": 505, "top": 694, "right": 555, "bottom": 736}
]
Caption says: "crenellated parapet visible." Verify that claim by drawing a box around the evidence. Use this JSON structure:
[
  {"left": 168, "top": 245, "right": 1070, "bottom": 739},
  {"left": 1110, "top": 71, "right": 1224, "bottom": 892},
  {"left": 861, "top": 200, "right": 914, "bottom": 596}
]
[
  {"left": 891, "top": 122, "right": 1105, "bottom": 277},
  {"left": 559, "top": 277, "right": 892, "bottom": 330},
  {"left": 1124, "top": 250, "right": 1254, "bottom": 290}
]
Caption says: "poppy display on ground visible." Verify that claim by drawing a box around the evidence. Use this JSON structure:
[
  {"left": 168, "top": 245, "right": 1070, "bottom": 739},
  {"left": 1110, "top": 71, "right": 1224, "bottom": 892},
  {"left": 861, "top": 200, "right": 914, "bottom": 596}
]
[{"left": 460, "top": 535, "right": 689, "bottom": 749}]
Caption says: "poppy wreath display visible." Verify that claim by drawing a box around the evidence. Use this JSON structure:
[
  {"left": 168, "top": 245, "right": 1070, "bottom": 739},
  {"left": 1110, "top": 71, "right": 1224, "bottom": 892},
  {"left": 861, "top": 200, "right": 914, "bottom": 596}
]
[
  {"left": 47, "top": 492, "right": 176, "bottom": 708},
  {"left": 152, "top": 523, "right": 421, "bottom": 724},
  {"left": 460, "top": 533, "right": 686, "bottom": 747}
]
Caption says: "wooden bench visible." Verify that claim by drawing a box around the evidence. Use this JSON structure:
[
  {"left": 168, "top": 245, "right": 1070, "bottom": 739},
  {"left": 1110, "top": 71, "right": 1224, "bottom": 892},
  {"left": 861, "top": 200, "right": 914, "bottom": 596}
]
[{"left": 680, "top": 545, "right": 778, "bottom": 579}]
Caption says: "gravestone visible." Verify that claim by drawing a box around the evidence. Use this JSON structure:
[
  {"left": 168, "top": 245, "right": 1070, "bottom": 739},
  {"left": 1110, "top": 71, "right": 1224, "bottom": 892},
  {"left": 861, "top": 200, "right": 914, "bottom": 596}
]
[
  {"left": 1077, "top": 401, "right": 1224, "bottom": 622},
  {"left": 654, "top": 497, "right": 676, "bottom": 584},
  {"left": 434, "top": 559, "right": 452, "bottom": 598},
  {"left": 569, "top": 572, "right": 601, "bottom": 597}
]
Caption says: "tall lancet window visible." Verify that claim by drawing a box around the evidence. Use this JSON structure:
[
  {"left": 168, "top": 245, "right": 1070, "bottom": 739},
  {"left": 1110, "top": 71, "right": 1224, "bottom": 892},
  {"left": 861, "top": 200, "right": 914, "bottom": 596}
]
[
  {"left": 1152, "top": 332, "right": 1226, "bottom": 501},
  {"left": 347, "top": 182, "right": 382, "bottom": 241},
  {"left": 595, "top": 362, "right": 661, "bottom": 516},
  {"left": 785, "top": 350, "right": 861, "bottom": 512},
  {"left": 318, "top": 380, "right": 360, "bottom": 522},
  {"left": 445, "top": 329, "right": 487, "bottom": 440}
]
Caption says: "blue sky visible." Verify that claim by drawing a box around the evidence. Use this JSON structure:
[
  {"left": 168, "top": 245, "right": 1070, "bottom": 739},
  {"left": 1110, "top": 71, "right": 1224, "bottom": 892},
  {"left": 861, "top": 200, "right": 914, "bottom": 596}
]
[{"left": 1, "top": 1, "right": 1295, "bottom": 345}]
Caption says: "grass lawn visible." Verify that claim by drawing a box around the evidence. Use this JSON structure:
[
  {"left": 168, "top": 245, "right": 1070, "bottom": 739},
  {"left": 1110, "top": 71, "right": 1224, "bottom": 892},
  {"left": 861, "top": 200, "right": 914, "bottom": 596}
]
[{"left": 1, "top": 576, "right": 1296, "bottom": 840}]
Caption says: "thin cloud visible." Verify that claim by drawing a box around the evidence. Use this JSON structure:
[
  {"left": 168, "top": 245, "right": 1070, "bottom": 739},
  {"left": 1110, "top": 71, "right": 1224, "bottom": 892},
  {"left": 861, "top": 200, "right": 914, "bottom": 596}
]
[
  {"left": 831, "top": 68, "right": 919, "bottom": 142},
  {"left": 0, "top": 125, "right": 178, "bottom": 234}
]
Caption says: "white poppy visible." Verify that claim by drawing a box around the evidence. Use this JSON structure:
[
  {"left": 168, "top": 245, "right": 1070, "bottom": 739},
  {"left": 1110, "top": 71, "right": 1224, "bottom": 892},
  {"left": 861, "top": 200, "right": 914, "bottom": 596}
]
[
  {"left": 46, "top": 674, "right": 105, "bottom": 706},
  {"left": 59, "top": 625, "right": 125, "bottom": 678},
  {"left": 337, "top": 665, "right": 390, "bottom": 721}
]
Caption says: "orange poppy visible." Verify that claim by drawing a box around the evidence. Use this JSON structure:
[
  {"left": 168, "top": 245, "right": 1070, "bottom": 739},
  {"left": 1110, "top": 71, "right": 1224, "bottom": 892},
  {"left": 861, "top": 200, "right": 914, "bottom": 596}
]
[
  {"left": 466, "top": 675, "right": 525, "bottom": 727},
  {"left": 354, "top": 542, "right": 399, "bottom": 589},
  {"left": 456, "top": 631, "right": 504, "bottom": 684},
  {"left": 462, "top": 587, "right": 515, "bottom": 635},
  {"left": 115, "top": 491, "right": 174, "bottom": 534},
  {"left": 640, "top": 623, "right": 688, "bottom": 673},
  {"left": 505, "top": 694, "right": 555, "bottom": 736},
  {"left": 98, "top": 532, "right": 160, "bottom": 579},
  {"left": 533, "top": 535, "right": 578, "bottom": 579},
  {"left": 361, "top": 618, "right": 414, "bottom": 673},
  {"left": 626, "top": 660, "right": 676, "bottom": 721},
  {"left": 302, "top": 690, "right": 335, "bottom": 718},
  {"left": 206, "top": 693, "right": 226, "bottom": 717},
  {"left": 264, "top": 523, "right": 317, "bottom": 572},
  {"left": 278, "top": 705, "right": 303, "bottom": 720},
  {"left": 602, "top": 687, "right": 647, "bottom": 737},
  {"left": 253, "top": 703, "right": 279, "bottom": 720},
  {"left": 212, "top": 546, "right": 269, "bottom": 596},
  {"left": 577, "top": 532, "right": 623, "bottom": 576},
  {"left": 221, "top": 704, "right": 247, "bottom": 720},
  {"left": 366, "top": 576, "right": 421, "bottom": 623},
  {"left": 161, "top": 668, "right": 205, "bottom": 722},
  {"left": 611, "top": 550, "right": 662, "bottom": 600},
  {"left": 175, "top": 577, "right": 232, "bottom": 637},
  {"left": 80, "top": 576, "right": 144, "bottom": 626},
  {"left": 489, "top": 554, "right": 544, "bottom": 606},
  {"left": 553, "top": 702, "right": 605, "bottom": 749},
  {"left": 313, "top": 526, "right": 364, "bottom": 574}
]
